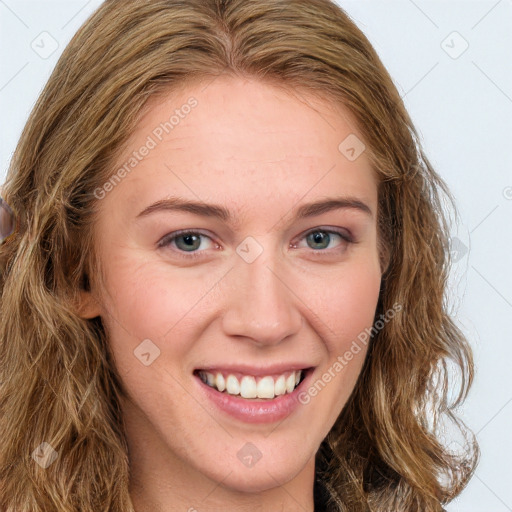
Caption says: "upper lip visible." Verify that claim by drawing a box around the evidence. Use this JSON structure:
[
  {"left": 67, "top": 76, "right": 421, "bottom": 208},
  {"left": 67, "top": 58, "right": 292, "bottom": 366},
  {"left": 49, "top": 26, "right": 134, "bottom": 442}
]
[{"left": 194, "top": 363, "right": 314, "bottom": 377}]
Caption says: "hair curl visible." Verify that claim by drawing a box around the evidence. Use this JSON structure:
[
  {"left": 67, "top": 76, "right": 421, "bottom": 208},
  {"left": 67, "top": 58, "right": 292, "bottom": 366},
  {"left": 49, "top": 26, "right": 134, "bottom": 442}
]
[{"left": 0, "top": 0, "right": 479, "bottom": 510}]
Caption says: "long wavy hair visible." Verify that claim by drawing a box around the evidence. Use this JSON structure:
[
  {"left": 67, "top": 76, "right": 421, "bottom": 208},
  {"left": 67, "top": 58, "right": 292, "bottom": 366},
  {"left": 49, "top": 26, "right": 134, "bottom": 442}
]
[{"left": 0, "top": 0, "right": 479, "bottom": 510}]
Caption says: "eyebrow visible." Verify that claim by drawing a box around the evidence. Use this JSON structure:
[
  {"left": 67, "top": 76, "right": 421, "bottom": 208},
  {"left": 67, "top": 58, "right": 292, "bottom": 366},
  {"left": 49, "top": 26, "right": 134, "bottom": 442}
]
[{"left": 136, "top": 195, "right": 373, "bottom": 225}]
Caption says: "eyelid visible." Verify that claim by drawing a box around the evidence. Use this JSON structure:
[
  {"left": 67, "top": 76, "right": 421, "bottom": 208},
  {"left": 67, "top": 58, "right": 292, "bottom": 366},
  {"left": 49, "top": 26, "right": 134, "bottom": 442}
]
[
  {"left": 158, "top": 228, "right": 209, "bottom": 244},
  {"left": 293, "top": 226, "right": 355, "bottom": 246}
]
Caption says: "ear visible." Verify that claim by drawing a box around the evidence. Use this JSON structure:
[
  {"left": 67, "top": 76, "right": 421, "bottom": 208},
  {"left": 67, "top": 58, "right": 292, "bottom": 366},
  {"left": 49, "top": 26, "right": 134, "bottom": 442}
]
[
  {"left": 380, "top": 246, "right": 392, "bottom": 276},
  {"left": 378, "top": 239, "right": 392, "bottom": 277},
  {"left": 74, "top": 290, "right": 102, "bottom": 319},
  {"left": 72, "top": 270, "right": 102, "bottom": 319}
]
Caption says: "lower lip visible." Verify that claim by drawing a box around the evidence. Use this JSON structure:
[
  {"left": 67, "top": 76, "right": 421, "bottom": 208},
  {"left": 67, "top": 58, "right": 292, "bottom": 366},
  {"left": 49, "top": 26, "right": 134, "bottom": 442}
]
[{"left": 194, "top": 369, "right": 314, "bottom": 424}]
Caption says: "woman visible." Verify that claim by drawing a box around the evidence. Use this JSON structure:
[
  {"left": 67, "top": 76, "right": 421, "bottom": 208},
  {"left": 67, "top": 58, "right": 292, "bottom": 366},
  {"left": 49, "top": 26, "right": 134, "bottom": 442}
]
[{"left": 0, "top": 0, "right": 479, "bottom": 510}]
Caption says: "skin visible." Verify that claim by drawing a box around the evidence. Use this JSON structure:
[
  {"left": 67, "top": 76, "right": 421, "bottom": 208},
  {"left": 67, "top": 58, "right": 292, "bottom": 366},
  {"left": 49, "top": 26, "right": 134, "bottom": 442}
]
[{"left": 78, "top": 76, "right": 382, "bottom": 512}]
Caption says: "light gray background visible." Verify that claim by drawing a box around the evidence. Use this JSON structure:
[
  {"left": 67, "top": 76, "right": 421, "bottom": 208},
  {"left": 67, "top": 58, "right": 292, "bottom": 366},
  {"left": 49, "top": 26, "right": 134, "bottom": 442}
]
[{"left": 1, "top": 1, "right": 511, "bottom": 510}]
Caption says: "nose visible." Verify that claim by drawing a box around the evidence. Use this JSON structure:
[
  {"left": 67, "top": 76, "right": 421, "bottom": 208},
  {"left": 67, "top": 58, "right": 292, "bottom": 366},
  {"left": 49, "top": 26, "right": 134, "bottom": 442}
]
[{"left": 221, "top": 243, "right": 303, "bottom": 346}]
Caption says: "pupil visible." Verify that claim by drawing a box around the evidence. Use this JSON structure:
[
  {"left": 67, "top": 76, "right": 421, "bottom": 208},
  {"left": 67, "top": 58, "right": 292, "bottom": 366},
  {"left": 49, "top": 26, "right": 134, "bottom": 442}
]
[
  {"left": 309, "top": 231, "right": 329, "bottom": 249},
  {"left": 179, "top": 234, "right": 200, "bottom": 251}
]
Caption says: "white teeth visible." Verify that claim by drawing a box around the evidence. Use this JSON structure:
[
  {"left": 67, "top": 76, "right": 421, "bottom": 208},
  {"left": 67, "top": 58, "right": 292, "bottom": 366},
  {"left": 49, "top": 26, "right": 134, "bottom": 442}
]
[
  {"left": 274, "top": 375, "right": 286, "bottom": 396},
  {"left": 257, "top": 376, "right": 275, "bottom": 399},
  {"left": 285, "top": 373, "right": 296, "bottom": 393},
  {"left": 240, "top": 376, "right": 257, "bottom": 399},
  {"left": 226, "top": 374, "right": 240, "bottom": 395},
  {"left": 199, "top": 369, "right": 304, "bottom": 399},
  {"left": 215, "top": 373, "right": 226, "bottom": 392}
]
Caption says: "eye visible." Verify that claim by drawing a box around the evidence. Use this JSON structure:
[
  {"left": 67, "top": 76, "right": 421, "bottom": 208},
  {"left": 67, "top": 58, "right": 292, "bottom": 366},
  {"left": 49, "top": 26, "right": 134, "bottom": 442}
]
[
  {"left": 158, "top": 227, "right": 354, "bottom": 259},
  {"left": 158, "top": 230, "right": 216, "bottom": 257},
  {"left": 292, "top": 228, "right": 353, "bottom": 252}
]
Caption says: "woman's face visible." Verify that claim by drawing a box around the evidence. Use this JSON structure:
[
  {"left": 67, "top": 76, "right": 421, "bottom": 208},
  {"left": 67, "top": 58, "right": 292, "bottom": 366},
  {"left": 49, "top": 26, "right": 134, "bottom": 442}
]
[{"left": 81, "top": 76, "right": 382, "bottom": 503}]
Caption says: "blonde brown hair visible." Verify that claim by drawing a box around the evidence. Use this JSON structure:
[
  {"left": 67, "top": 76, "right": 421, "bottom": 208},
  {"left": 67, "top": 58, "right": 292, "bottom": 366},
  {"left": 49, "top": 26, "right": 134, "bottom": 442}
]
[{"left": 0, "top": 0, "right": 478, "bottom": 510}]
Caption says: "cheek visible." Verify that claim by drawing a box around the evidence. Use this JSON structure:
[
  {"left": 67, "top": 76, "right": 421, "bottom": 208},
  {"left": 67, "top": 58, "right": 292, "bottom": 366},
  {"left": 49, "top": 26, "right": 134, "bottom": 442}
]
[
  {"left": 96, "top": 253, "right": 244, "bottom": 398},
  {"left": 99, "top": 252, "right": 216, "bottom": 336},
  {"left": 299, "top": 264, "right": 380, "bottom": 432},
  {"left": 305, "top": 258, "right": 382, "bottom": 353},
  {"left": 96, "top": 255, "right": 215, "bottom": 378},
  {"left": 302, "top": 258, "right": 380, "bottom": 403}
]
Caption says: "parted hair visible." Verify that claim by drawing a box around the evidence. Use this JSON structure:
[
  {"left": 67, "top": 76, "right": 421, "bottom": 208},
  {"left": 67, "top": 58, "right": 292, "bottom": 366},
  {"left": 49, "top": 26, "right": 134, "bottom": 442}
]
[{"left": 0, "top": 0, "right": 478, "bottom": 510}]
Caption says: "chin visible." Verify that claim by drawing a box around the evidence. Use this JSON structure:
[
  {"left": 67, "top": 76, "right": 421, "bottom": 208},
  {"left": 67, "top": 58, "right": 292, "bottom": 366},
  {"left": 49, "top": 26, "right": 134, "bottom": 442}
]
[
  {"left": 217, "top": 465, "right": 298, "bottom": 493},
  {"left": 193, "top": 444, "right": 311, "bottom": 494}
]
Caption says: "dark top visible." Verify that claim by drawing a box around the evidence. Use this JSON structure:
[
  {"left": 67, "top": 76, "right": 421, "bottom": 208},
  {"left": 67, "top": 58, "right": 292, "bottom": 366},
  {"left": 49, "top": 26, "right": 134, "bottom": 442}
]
[{"left": 313, "top": 471, "right": 332, "bottom": 512}]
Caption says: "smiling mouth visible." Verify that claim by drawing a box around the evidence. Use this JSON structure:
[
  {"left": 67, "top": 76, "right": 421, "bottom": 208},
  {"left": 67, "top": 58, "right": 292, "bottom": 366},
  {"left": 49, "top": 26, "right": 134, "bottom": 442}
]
[{"left": 193, "top": 368, "right": 311, "bottom": 400}]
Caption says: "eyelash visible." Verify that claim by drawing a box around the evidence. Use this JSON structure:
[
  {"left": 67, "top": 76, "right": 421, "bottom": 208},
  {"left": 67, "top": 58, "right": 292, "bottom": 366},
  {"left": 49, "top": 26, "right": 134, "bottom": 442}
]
[{"left": 157, "top": 228, "right": 355, "bottom": 259}]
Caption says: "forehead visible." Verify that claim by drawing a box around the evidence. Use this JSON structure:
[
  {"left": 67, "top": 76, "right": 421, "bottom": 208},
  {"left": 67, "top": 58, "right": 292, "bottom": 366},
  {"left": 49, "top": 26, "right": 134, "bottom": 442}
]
[{"left": 102, "top": 76, "right": 377, "bottom": 223}]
